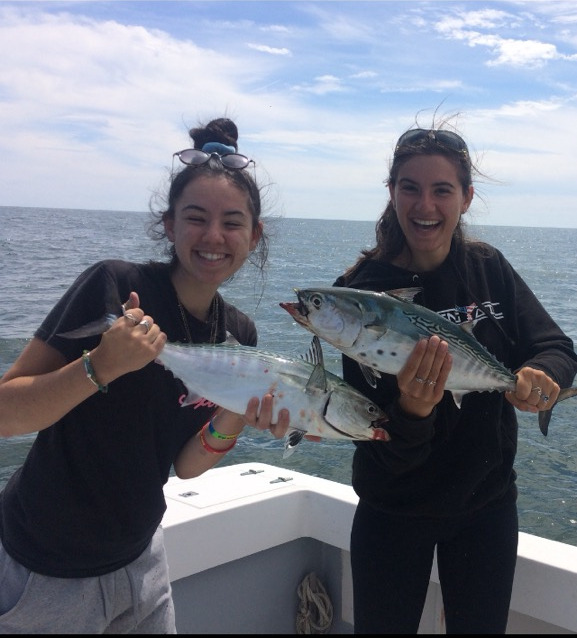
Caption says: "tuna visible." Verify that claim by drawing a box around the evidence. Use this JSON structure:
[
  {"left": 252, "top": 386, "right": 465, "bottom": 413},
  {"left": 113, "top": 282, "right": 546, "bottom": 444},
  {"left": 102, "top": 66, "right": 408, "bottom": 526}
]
[{"left": 280, "top": 287, "right": 577, "bottom": 436}]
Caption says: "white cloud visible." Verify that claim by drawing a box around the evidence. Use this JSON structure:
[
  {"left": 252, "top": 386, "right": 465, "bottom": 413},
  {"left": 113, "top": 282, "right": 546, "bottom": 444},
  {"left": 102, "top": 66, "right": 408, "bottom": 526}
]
[
  {"left": 0, "top": 1, "right": 576, "bottom": 227},
  {"left": 292, "top": 75, "right": 346, "bottom": 95},
  {"left": 247, "top": 43, "right": 292, "bottom": 56},
  {"left": 435, "top": 7, "right": 577, "bottom": 68}
]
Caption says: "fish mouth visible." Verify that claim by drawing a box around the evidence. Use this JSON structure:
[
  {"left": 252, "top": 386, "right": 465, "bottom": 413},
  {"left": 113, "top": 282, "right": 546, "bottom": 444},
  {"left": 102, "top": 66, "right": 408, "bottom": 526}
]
[
  {"left": 372, "top": 427, "right": 391, "bottom": 442},
  {"left": 279, "top": 300, "right": 308, "bottom": 325},
  {"left": 371, "top": 416, "right": 391, "bottom": 441}
]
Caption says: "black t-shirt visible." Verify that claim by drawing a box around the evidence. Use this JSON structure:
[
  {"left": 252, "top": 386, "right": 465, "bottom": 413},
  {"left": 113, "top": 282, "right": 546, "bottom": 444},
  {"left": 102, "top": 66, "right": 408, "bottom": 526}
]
[{"left": 0, "top": 260, "right": 256, "bottom": 577}]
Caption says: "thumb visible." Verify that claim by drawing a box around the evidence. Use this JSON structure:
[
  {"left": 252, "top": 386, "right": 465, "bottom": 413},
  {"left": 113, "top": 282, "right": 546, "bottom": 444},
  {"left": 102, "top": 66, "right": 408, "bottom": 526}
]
[{"left": 121, "top": 291, "right": 140, "bottom": 315}]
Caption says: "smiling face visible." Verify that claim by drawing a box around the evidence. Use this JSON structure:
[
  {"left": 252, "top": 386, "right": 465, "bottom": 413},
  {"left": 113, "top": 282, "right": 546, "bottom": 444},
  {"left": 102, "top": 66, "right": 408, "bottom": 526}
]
[
  {"left": 388, "top": 154, "right": 474, "bottom": 272},
  {"left": 164, "top": 174, "right": 262, "bottom": 292}
]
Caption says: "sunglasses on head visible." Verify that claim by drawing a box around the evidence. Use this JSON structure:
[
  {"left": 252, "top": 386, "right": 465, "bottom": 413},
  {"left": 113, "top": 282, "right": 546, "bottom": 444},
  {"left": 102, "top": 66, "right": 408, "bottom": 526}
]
[
  {"left": 395, "top": 129, "right": 469, "bottom": 156},
  {"left": 173, "top": 148, "right": 253, "bottom": 170}
]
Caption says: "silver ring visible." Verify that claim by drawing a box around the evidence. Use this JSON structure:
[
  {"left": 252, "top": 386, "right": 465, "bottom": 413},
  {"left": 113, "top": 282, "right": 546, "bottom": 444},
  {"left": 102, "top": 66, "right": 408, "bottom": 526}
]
[
  {"left": 426, "top": 379, "right": 437, "bottom": 386},
  {"left": 541, "top": 394, "right": 550, "bottom": 403},
  {"left": 139, "top": 319, "right": 151, "bottom": 334},
  {"left": 415, "top": 377, "right": 426, "bottom": 384},
  {"left": 531, "top": 386, "right": 542, "bottom": 396},
  {"left": 124, "top": 312, "right": 139, "bottom": 326}
]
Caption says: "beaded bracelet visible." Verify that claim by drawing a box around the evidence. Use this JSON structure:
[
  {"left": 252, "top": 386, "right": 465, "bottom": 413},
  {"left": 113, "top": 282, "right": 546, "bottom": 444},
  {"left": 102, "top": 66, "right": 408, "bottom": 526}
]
[
  {"left": 207, "top": 419, "right": 240, "bottom": 441},
  {"left": 82, "top": 350, "right": 108, "bottom": 394},
  {"left": 199, "top": 424, "right": 237, "bottom": 454}
]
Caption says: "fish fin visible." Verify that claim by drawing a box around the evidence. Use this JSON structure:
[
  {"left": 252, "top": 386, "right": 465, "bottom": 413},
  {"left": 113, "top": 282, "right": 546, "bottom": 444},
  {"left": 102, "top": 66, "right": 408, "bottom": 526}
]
[
  {"left": 57, "top": 314, "right": 118, "bottom": 338},
  {"left": 283, "top": 428, "right": 307, "bottom": 458},
  {"left": 306, "top": 363, "right": 328, "bottom": 394},
  {"left": 538, "top": 410, "right": 551, "bottom": 437},
  {"left": 539, "top": 386, "right": 577, "bottom": 436},
  {"left": 360, "top": 364, "right": 380, "bottom": 389},
  {"left": 301, "top": 336, "right": 324, "bottom": 367},
  {"left": 557, "top": 386, "right": 577, "bottom": 403},
  {"left": 458, "top": 319, "right": 481, "bottom": 336},
  {"left": 364, "top": 318, "right": 388, "bottom": 336},
  {"left": 451, "top": 391, "right": 465, "bottom": 409},
  {"left": 301, "top": 337, "right": 328, "bottom": 393},
  {"left": 178, "top": 390, "right": 203, "bottom": 407},
  {"left": 383, "top": 287, "right": 423, "bottom": 303}
]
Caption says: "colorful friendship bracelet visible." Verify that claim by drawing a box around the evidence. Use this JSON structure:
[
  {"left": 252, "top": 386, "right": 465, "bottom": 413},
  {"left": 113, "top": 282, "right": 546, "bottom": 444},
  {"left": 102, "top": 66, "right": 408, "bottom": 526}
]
[
  {"left": 82, "top": 350, "right": 108, "bottom": 393},
  {"left": 200, "top": 424, "right": 237, "bottom": 454},
  {"left": 207, "top": 419, "right": 239, "bottom": 441}
]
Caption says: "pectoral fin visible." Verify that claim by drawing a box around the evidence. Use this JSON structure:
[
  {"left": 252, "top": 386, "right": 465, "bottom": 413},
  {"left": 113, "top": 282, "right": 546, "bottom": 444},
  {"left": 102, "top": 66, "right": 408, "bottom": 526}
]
[
  {"left": 360, "top": 364, "right": 380, "bottom": 389},
  {"left": 451, "top": 391, "right": 465, "bottom": 409},
  {"left": 283, "top": 428, "right": 307, "bottom": 458}
]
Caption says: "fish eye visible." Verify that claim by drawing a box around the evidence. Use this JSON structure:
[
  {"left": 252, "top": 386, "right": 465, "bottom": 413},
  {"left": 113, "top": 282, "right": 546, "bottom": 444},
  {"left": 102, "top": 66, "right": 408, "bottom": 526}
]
[{"left": 310, "top": 294, "right": 323, "bottom": 309}]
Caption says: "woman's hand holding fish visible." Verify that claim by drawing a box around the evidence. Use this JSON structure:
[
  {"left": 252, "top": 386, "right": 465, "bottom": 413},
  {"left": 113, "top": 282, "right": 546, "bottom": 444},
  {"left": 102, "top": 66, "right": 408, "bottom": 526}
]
[
  {"left": 505, "top": 367, "right": 559, "bottom": 414},
  {"left": 397, "top": 336, "right": 453, "bottom": 418},
  {"left": 88, "top": 294, "right": 167, "bottom": 387},
  {"left": 244, "top": 394, "right": 290, "bottom": 439}
]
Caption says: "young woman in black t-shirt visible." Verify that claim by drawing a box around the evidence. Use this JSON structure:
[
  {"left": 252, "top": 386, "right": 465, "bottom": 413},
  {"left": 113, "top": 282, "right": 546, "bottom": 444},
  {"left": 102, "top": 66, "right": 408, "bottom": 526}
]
[{"left": 0, "top": 118, "right": 289, "bottom": 633}]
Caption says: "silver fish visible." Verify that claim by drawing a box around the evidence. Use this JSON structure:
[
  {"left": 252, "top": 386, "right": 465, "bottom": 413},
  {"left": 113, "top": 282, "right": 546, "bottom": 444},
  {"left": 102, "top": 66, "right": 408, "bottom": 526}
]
[
  {"left": 156, "top": 336, "right": 389, "bottom": 457},
  {"left": 59, "top": 319, "right": 389, "bottom": 457},
  {"left": 280, "top": 287, "right": 577, "bottom": 436}
]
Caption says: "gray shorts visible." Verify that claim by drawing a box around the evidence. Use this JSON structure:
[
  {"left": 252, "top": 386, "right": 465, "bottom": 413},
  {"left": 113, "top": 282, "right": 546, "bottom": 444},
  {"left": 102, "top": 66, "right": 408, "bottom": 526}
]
[{"left": 0, "top": 526, "right": 176, "bottom": 634}]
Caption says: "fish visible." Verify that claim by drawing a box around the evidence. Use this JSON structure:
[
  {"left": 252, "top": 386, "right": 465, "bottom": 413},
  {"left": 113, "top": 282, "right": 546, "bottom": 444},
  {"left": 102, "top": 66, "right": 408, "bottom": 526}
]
[
  {"left": 157, "top": 336, "right": 389, "bottom": 457},
  {"left": 58, "top": 318, "right": 389, "bottom": 458},
  {"left": 280, "top": 286, "right": 577, "bottom": 436}
]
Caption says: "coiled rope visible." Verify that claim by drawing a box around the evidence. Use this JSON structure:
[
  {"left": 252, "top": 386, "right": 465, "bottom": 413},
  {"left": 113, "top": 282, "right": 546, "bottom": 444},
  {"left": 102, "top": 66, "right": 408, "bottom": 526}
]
[{"left": 296, "top": 571, "right": 333, "bottom": 634}]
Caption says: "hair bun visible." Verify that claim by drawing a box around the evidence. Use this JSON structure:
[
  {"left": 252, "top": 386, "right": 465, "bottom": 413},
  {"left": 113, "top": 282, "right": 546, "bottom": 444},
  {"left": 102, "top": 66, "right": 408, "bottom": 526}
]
[{"left": 189, "top": 118, "right": 239, "bottom": 151}]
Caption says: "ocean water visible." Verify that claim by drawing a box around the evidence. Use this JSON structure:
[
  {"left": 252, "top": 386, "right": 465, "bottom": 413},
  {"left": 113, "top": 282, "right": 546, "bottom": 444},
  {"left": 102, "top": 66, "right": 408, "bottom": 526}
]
[{"left": 1, "top": 206, "right": 577, "bottom": 546}]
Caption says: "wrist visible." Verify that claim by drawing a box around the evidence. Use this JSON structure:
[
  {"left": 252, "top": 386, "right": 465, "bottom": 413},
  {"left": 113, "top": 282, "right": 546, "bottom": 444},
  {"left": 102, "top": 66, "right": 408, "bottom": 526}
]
[
  {"left": 207, "top": 418, "right": 240, "bottom": 440},
  {"left": 397, "top": 395, "right": 435, "bottom": 419},
  {"left": 82, "top": 350, "right": 108, "bottom": 393},
  {"left": 199, "top": 422, "right": 237, "bottom": 454},
  {"left": 210, "top": 412, "right": 245, "bottom": 438}
]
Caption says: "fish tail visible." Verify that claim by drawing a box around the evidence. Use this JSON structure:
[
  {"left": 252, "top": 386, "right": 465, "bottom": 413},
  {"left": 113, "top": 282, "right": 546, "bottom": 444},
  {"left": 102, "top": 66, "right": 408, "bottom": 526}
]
[
  {"left": 57, "top": 314, "right": 117, "bottom": 338},
  {"left": 538, "top": 385, "right": 577, "bottom": 436}
]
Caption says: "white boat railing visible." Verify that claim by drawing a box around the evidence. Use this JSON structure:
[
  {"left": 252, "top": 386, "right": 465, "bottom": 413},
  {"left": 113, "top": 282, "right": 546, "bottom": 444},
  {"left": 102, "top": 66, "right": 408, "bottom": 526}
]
[{"left": 162, "top": 462, "right": 577, "bottom": 634}]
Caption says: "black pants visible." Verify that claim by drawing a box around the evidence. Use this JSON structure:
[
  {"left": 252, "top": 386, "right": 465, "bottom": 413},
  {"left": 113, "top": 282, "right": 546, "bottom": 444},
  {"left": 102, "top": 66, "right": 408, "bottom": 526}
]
[{"left": 351, "top": 498, "right": 518, "bottom": 634}]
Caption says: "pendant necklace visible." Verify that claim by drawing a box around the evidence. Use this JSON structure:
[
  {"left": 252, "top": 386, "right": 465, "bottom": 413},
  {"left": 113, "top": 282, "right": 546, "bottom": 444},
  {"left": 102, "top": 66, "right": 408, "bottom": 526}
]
[{"left": 177, "top": 295, "right": 219, "bottom": 344}]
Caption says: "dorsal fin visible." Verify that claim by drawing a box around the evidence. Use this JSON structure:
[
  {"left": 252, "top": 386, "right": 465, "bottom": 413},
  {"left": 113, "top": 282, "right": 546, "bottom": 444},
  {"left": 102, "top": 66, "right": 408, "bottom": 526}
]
[
  {"left": 301, "top": 335, "right": 324, "bottom": 367},
  {"left": 383, "top": 287, "right": 422, "bottom": 303}
]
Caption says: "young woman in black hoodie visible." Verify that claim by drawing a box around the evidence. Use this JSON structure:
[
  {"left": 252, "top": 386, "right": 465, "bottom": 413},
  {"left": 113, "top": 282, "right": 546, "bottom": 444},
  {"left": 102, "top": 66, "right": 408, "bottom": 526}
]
[{"left": 334, "top": 125, "right": 577, "bottom": 634}]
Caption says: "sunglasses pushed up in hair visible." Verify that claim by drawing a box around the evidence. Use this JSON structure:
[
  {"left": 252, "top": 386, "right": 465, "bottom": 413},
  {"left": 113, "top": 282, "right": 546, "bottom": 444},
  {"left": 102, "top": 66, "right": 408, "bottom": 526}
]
[
  {"left": 173, "top": 148, "right": 254, "bottom": 170},
  {"left": 394, "top": 129, "right": 469, "bottom": 157}
]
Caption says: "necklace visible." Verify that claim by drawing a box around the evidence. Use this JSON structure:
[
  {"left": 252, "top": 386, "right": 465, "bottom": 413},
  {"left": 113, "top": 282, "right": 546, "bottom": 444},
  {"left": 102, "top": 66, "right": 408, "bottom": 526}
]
[{"left": 177, "top": 295, "right": 219, "bottom": 344}]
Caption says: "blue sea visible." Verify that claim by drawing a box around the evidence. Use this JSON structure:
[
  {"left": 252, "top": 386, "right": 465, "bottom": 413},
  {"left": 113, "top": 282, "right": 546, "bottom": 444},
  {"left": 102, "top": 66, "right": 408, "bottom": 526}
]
[{"left": 1, "top": 206, "right": 576, "bottom": 546}]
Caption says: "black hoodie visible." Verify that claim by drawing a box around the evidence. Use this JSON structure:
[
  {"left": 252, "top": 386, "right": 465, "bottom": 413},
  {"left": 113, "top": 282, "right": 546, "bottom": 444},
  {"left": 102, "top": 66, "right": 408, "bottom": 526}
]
[{"left": 334, "top": 242, "right": 577, "bottom": 517}]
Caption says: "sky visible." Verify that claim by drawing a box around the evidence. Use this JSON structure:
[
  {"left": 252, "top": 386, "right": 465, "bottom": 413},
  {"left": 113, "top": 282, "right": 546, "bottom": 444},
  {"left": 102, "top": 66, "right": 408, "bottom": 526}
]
[{"left": 1, "top": 1, "right": 576, "bottom": 227}]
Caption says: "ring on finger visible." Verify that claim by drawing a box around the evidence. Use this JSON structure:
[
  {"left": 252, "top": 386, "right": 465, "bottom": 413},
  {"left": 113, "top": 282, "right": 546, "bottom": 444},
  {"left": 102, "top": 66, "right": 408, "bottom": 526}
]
[
  {"left": 541, "top": 394, "right": 550, "bottom": 403},
  {"left": 138, "top": 319, "right": 152, "bottom": 334},
  {"left": 124, "top": 312, "right": 139, "bottom": 326},
  {"left": 415, "top": 376, "right": 426, "bottom": 384},
  {"left": 531, "top": 386, "right": 542, "bottom": 396},
  {"left": 426, "top": 379, "right": 437, "bottom": 386}
]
